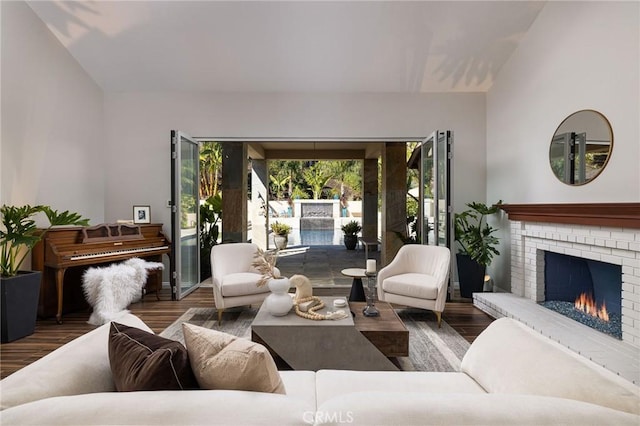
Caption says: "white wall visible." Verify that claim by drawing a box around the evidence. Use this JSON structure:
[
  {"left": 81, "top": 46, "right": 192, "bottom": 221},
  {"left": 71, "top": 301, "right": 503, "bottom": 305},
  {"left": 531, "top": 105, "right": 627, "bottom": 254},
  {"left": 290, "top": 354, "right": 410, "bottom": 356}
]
[
  {"left": 486, "top": 1, "right": 640, "bottom": 290},
  {"left": 487, "top": 1, "right": 639, "bottom": 203},
  {"left": 1, "top": 1, "right": 105, "bottom": 223},
  {"left": 103, "top": 92, "right": 487, "bottom": 233}
]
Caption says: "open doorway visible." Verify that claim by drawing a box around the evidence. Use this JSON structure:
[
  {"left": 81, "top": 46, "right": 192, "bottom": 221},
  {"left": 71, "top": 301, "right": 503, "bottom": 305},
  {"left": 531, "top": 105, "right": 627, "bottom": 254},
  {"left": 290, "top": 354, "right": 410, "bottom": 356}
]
[
  {"left": 193, "top": 138, "right": 438, "bottom": 283},
  {"left": 265, "top": 160, "right": 363, "bottom": 248}
]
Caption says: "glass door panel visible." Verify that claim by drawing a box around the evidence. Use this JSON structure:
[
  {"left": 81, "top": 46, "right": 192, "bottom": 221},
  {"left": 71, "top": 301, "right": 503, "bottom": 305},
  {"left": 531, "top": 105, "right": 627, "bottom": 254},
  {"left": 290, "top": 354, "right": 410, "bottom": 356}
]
[
  {"left": 171, "top": 131, "right": 200, "bottom": 300},
  {"left": 420, "top": 138, "right": 434, "bottom": 245},
  {"left": 419, "top": 131, "right": 453, "bottom": 248}
]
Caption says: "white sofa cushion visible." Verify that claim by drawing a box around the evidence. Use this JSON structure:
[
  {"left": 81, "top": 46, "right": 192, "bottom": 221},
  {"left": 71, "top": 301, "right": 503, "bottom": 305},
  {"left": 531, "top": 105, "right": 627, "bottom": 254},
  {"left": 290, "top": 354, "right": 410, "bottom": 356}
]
[
  {"left": 314, "top": 392, "right": 640, "bottom": 425},
  {"left": 315, "top": 370, "right": 485, "bottom": 405},
  {"left": 381, "top": 273, "right": 439, "bottom": 299},
  {"left": 461, "top": 317, "right": 640, "bottom": 415},
  {"left": 1, "top": 389, "right": 315, "bottom": 426},
  {"left": 0, "top": 313, "right": 151, "bottom": 411},
  {"left": 221, "top": 272, "right": 270, "bottom": 297}
]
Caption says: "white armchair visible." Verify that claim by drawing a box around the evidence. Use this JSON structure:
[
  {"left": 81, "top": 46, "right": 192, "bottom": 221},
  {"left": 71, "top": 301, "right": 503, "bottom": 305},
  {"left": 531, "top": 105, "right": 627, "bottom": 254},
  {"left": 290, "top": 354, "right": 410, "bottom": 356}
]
[
  {"left": 376, "top": 245, "right": 451, "bottom": 327},
  {"left": 211, "top": 243, "right": 278, "bottom": 324}
]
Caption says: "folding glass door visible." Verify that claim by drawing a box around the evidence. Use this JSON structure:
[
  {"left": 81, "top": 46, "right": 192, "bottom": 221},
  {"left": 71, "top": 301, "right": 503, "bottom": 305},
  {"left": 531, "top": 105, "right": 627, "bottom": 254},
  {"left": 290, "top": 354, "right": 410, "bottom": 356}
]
[
  {"left": 420, "top": 131, "right": 453, "bottom": 249},
  {"left": 170, "top": 131, "right": 200, "bottom": 300}
]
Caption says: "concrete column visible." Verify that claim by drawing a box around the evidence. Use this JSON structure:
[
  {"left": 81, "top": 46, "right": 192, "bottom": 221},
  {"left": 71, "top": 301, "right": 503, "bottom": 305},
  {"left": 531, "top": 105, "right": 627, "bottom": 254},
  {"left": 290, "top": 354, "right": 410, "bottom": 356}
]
[
  {"left": 222, "top": 142, "right": 247, "bottom": 243},
  {"left": 362, "top": 159, "right": 379, "bottom": 251},
  {"left": 251, "top": 159, "right": 268, "bottom": 250},
  {"left": 381, "top": 142, "right": 407, "bottom": 266}
]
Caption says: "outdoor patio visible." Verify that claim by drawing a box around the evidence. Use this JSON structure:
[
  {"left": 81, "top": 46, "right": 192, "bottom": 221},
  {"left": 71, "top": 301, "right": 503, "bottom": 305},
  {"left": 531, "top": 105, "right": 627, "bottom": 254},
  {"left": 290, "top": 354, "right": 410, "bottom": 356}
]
[{"left": 275, "top": 244, "right": 380, "bottom": 287}]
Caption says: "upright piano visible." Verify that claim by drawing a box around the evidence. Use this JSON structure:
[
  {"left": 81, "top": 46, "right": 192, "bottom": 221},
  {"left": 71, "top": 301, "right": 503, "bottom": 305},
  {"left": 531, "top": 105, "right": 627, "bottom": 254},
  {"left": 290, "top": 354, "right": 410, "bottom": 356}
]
[{"left": 32, "top": 223, "right": 171, "bottom": 323}]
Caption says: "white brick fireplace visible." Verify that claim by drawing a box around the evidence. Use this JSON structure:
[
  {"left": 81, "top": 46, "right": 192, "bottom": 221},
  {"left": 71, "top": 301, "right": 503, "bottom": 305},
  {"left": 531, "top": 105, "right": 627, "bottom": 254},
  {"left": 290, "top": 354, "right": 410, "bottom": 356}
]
[
  {"left": 509, "top": 220, "right": 640, "bottom": 345},
  {"left": 473, "top": 203, "right": 640, "bottom": 384}
]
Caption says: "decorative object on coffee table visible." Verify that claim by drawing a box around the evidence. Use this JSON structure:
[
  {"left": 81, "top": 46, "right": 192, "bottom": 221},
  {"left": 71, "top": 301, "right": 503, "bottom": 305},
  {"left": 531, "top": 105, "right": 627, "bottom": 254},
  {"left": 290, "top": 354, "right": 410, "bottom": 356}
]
[
  {"left": 290, "top": 274, "right": 348, "bottom": 321},
  {"left": 266, "top": 277, "right": 293, "bottom": 316},
  {"left": 290, "top": 274, "right": 313, "bottom": 303},
  {"left": 363, "top": 271, "right": 380, "bottom": 317},
  {"left": 252, "top": 247, "right": 292, "bottom": 316}
]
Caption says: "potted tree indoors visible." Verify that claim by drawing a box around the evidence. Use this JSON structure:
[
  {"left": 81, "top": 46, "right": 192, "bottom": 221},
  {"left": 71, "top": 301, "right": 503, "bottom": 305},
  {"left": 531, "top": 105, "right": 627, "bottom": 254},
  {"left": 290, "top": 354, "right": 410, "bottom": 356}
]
[
  {"left": 341, "top": 220, "right": 362, "bottom": 250},
  {"left": 1, "top": 205, "right": 89, "bottom": 342},
  {"left": 454, "top": 201, "right": 502, "bottom": 298},
  {"left": 270, "top": 221, "right": 291, "bottom": 250}
]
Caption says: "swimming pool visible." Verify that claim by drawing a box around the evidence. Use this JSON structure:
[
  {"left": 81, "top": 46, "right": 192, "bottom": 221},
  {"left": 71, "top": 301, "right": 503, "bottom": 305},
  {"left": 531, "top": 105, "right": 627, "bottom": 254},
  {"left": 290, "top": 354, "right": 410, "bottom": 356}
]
[{"left": 286, "top": 228, "right": 344, "bottom": 246}]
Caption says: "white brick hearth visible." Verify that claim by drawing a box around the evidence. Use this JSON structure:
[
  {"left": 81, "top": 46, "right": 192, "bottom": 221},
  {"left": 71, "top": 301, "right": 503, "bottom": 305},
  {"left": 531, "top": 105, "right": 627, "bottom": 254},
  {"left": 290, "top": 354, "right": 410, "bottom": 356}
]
[{"left": 474, "top": 220, "right": 640, "bottom": 384}]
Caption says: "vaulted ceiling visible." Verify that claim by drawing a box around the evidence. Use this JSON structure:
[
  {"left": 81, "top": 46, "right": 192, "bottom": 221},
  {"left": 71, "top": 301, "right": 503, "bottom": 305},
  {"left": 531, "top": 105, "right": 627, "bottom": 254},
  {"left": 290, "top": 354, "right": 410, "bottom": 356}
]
[{"left": 28, "top": 1, "right": 546, "bottom": 93}]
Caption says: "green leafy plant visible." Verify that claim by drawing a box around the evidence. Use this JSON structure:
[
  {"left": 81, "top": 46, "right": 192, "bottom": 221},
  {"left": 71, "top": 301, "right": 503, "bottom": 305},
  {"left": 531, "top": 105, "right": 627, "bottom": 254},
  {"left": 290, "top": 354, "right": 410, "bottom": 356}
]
[
  {"left": 199, "top": 194, "right": 222, "bottom": 280},
  {"left": 1, "top": 205, "right": 90, "bottom": 277},
  {"left": 454, "top": 201, "right": 503, "bottom": 267},
  {"left": 270, "top": 221, "right": 291, "bottom": 236},
  {"left": 341, "top": 220, "right": 362, "bottom": 236}
]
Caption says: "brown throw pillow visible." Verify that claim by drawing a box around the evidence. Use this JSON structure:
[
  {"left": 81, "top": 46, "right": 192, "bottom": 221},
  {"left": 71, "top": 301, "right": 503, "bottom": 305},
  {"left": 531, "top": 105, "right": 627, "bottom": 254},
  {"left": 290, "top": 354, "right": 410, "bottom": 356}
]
[
  {"left": 108, "top": 322, "right": 199, "bottom": 391},
  {"left": 182, "top": 323, "right": 286, "bottom": 394}
]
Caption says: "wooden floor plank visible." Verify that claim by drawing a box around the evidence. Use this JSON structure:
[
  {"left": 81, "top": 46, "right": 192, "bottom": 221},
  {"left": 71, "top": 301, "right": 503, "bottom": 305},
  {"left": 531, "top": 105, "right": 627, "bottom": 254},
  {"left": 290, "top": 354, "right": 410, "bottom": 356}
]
[{"left": 0, "top": 287, "right": 494, "bottom": 379}]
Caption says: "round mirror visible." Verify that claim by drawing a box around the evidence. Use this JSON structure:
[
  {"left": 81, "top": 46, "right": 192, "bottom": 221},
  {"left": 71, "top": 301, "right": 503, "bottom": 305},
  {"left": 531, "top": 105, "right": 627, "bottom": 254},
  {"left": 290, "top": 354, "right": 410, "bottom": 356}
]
[{"left": 549, "top": 110, "right": 613, "bottom": 185}]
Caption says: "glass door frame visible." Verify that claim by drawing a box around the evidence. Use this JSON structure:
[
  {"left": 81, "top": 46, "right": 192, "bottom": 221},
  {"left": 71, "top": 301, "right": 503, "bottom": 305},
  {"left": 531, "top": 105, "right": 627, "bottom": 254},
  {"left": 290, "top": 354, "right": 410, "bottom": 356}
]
[
  {"left": 419, "top": 130, "right": 453, "bottom": 249},
  {"left": 170, "top": 130, "right": 200, "bottom": 300}
]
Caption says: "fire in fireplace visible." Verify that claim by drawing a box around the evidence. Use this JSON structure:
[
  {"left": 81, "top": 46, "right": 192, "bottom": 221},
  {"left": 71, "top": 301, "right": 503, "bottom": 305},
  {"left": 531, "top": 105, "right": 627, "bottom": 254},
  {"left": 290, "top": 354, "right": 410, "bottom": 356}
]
[
  {"left": 541, "top": 251, "right": 622, "bottom": 339},
  {"left": 574, "top": 292, "right": 609, "bottom": 322}
]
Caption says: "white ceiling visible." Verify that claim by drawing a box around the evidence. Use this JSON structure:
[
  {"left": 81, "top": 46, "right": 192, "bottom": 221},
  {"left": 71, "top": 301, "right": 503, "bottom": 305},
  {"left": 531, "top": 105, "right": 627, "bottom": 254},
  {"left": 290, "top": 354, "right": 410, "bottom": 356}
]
[{"left": 28, "top": 1, "right": 546, "bottom": 93}]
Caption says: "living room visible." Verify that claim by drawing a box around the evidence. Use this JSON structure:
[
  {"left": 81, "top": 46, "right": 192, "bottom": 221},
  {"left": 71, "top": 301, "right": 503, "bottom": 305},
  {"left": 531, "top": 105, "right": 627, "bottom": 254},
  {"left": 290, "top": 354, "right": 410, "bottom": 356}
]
[{"left": 1, "top": 1, "right": 639, "bottom": 424}]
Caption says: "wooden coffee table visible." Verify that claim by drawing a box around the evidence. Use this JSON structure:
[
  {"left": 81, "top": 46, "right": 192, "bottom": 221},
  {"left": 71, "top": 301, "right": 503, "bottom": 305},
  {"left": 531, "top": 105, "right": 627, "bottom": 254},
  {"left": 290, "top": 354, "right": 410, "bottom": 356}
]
[
  {"left": 350, "top": 301, "right": 409, "bottom": 358},
  {"left": 251, "top": 297, "right": 408, "bottom": 371}
]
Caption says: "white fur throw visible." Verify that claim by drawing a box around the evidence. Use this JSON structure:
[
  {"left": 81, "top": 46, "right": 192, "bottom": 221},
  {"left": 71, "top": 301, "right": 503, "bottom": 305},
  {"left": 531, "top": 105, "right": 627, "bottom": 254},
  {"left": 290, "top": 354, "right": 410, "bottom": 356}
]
[{"left": 82, "top": 258, "right": 164, "bottom": 326}]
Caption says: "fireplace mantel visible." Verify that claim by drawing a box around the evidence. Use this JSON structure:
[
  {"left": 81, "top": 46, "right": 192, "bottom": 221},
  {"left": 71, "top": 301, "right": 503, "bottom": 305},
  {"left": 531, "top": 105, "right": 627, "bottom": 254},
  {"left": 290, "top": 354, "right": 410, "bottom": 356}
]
[{"left": 500, "top": 203, "right": 640, "bottom": 229}]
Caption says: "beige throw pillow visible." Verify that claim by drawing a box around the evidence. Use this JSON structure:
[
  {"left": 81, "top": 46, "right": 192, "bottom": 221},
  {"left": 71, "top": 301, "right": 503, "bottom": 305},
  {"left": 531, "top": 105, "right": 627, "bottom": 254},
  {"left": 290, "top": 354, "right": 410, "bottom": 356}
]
[{"left": 182, "top": 323, "right": 286, "bottom": 394}]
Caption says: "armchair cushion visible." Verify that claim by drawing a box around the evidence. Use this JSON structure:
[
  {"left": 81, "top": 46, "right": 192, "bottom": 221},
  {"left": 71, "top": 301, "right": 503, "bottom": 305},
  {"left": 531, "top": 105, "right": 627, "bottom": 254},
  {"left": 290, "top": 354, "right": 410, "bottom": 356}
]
[
  {"left": 221, "top": 273, "right": 271, "bottom": 297},
  {"left": 381, "top": 273, "right": 439, "bottom": 300}
]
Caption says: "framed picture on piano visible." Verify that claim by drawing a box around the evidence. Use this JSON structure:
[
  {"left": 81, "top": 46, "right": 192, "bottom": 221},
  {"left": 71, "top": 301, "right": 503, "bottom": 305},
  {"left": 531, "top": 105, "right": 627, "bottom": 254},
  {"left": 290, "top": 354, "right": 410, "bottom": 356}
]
[{"left": 133, "top": 205, "right": 151, "bottom": 224}]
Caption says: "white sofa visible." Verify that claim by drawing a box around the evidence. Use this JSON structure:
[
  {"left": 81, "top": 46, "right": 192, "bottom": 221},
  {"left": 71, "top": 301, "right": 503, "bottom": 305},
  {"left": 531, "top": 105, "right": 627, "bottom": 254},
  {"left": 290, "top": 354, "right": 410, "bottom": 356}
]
[{"left": 1, "top": 314, "right": 639, "bottom": 425}]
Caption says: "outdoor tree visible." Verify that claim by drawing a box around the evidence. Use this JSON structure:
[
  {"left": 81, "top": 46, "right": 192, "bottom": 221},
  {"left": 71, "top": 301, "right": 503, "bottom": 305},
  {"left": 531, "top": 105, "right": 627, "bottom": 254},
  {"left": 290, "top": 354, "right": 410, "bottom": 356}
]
[
  {"left": 199, "top": 141, "right": 222, "bottom": 199},
  {"left": 302, "top": 162, "right": 334, "bottom": 199}
]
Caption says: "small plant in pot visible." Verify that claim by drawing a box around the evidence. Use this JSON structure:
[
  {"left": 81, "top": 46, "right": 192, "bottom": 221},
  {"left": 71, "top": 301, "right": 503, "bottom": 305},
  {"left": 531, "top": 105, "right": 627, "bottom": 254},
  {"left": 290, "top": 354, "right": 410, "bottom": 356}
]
[
  {"left": 341, "top": 220, "right": 362, "bottom": 250},
  {"left": 1, "top": 205, "right": 89, "bottom": 342},
  {"left": 270, "top": 221, "right": 291, "bottom": 250},
  {"left": 454, "top": 201, "right": 502, "bottom": 299}
]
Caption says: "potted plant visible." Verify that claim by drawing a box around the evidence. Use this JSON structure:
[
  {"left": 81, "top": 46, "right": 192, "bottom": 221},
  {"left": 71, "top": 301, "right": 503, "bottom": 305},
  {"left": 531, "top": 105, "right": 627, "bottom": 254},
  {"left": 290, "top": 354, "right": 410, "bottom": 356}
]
[
  {"left": 454, "top": 201, "right": 502, "bottom": 298},
  {"left": 341, "top": 220, "right": 362, "bottom": 250},
  {"left": 1, "top": 205, "right": 89, "bottom": 342},
  {"left": 199, "top": 194, "right": 222, "bottom": 280},
  {"left": 270, "top": 221, "right": 291, "bottom": 250}
]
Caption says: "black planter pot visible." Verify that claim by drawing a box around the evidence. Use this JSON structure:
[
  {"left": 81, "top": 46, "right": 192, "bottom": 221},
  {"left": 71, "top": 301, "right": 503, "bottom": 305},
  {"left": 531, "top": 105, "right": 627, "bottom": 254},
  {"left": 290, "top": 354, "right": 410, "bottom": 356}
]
[
  {"left": 200, "top": 247, "right": 212, "bottom": 281},
  {"left": 344, "top": 234, "right": 358, "bottom": 250},
  {"left": 1, "top": 271, "right": 42, "bottom": 343},
  {"left": 456, "top": 254, "right": 486, "bottom": 299}
]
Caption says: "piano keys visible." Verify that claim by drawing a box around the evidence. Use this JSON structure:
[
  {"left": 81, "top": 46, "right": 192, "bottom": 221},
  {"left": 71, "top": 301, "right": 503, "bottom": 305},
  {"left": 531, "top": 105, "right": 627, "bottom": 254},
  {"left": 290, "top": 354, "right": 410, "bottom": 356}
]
[{"left": 32, "top": 223, "right": 171, "bottom": 323}]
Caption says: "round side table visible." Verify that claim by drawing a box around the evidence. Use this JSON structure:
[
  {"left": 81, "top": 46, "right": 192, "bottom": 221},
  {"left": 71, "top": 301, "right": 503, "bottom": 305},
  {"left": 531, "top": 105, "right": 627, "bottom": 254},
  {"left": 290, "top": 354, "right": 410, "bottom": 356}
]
[{"left": 340, "top": 268, "right": 367, "bottom": 302}]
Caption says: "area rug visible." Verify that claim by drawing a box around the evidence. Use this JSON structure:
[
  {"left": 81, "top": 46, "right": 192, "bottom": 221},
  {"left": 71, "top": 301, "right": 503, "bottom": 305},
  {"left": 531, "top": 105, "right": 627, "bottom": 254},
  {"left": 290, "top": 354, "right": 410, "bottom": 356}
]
[{"left": 160, "top": 307, "right": 470, "bottom": 372}]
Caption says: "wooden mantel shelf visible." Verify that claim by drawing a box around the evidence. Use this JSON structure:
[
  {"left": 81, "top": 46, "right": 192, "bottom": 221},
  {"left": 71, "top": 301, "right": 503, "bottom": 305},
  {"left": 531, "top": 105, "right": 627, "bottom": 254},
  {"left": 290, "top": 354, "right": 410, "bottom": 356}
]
[{"left": 500, "top": 203, "right": 640, "bottom": 229}]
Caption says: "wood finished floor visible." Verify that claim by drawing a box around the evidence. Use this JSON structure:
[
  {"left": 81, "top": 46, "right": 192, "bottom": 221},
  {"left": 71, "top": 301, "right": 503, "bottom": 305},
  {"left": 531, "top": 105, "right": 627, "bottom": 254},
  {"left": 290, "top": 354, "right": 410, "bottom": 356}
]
[{"left": 0, "top": 287, "right": 494, "bottom": 379}]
